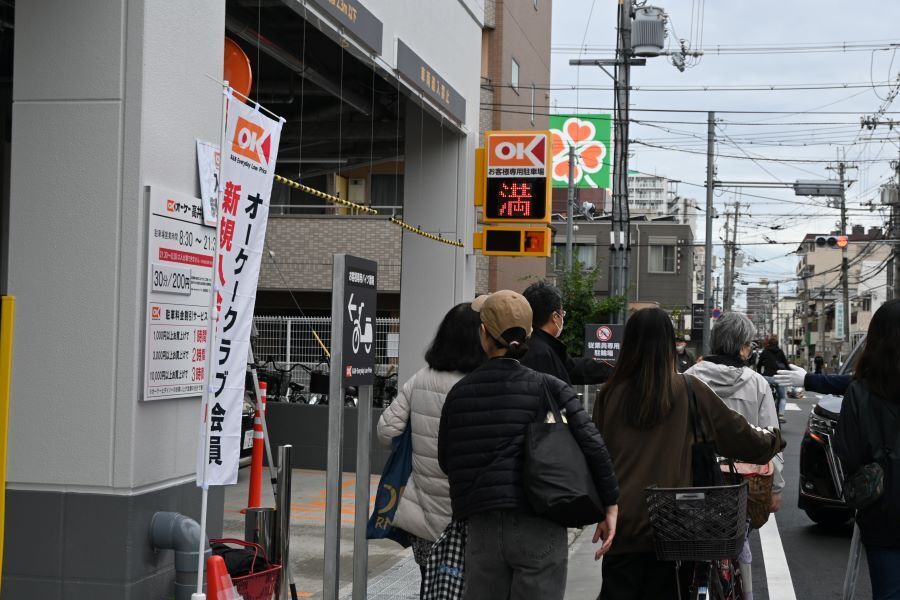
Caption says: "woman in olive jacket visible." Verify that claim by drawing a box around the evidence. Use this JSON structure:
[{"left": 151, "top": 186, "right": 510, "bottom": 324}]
[
  {"left": 438, "top": 290, "right": 619, "bottom": 600},
  {"left": 593, "top": 308, "right": 785, "bottom": 599},
  {"left": 834, "top": 299, "right": 900, "bottom": 600}
]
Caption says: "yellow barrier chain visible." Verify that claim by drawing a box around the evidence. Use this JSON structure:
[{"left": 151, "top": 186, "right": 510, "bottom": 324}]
[
  {"left": 389, "top": 217, "right": 465, "bottom": 247},
  {"left": 273, "top": 174, "right": 378, "bottom": 215}
]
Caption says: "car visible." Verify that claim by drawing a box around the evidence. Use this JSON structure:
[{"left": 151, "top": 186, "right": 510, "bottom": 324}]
[
  {"left": 797, "top": 336, "right": 865, "bottom": 526},
  {"left": 787, "top": 385, "right": 804, "bottom": 399}
]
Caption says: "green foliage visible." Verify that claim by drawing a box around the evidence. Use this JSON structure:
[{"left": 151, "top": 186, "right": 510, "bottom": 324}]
[{"left": 556, "top": 257, "right": 625, "bottom": 355}]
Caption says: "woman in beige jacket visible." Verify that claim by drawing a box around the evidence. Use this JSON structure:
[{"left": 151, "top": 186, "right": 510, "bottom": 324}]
[{"left": 376, "top": 302, "right": 484, "bottom": 590}]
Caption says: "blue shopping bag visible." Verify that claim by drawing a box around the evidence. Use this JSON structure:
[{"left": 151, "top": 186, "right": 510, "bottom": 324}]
[{"left": 366, "top": 424, "right": 412, "bottom": 547}]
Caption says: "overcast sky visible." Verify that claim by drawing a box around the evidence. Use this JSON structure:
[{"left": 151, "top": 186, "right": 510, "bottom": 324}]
[{"left": 550, "top": 0, "right": 900, "bottom": 306}]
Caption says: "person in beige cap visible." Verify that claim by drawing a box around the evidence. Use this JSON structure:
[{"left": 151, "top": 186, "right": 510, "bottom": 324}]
[{"left": 438, "top": 290, "right": 620, "bottom": 600}]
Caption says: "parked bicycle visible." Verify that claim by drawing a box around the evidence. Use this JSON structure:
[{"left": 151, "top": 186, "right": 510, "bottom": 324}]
[
  {"left": 247, "top": 359, "right": 307, "bottom": 404},
  {"left": 373, "top": 371, "right": 399, "bottom": 408}
]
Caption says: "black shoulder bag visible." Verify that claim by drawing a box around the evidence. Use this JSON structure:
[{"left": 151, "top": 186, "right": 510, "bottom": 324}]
[
  {"left": 523, "top": 375, "right": 606, "bottom": 527},
  {"left": 684, "top": 374, "right": 726, "bottom": 487},
  {"left": 843, "top": 403, "right": 900, "bottom": 511}
]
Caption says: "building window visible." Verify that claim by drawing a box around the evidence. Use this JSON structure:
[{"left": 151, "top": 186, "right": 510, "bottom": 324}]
[
  {"left": 530, "top": 85, "right": 535, "bottom": 124},
  {"left": 861, "top": 297, "right": 872, "bottom": 312},
  {"left": 552, "top": 245, "right": 596, "bottom": 270},
  {"left": 649, "top": 245, "right": 676, "bottom": 273},
  {"left": 511, "top": 58, "right": 520, "bottom": 92}
]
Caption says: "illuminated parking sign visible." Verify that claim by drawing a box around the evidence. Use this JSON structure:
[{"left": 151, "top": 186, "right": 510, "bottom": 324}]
[{"left": 482, "top": 131, "right": 552, "bottom": 224}]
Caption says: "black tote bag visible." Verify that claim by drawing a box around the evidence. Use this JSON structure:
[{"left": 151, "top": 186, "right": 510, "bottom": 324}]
[
  {"left": 523, "top": 376, "right": 606, "bottom": 527},
  {"left": 684, "top": 374, "right": 726, "bottom": 487}
]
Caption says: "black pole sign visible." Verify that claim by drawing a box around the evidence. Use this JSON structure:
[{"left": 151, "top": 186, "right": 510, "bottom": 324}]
[
  {"left": 691, "top": 303, "right": 705, "bottom": 342},
  {"left": 342, "top": 255, "right": 377, "bottom": 385},
  {"left": 585, "top": 324, "right": 623, "bottom": 362}
]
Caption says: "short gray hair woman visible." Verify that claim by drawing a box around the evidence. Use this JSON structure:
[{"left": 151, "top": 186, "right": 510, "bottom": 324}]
[
  {"left": 685, "top": 311, "right": 783, "bottom": 599},
  {"left": 710, "top": 312, "right": 758, "bottom": 357}
]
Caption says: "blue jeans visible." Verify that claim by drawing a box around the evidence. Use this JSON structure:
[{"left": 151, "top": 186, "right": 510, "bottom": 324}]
[
  {"left": 867, "top": 546, "right": 900, "bottom": 600},
  {"left": 764, "top": 376, "right": 788, "bottom": 414}
]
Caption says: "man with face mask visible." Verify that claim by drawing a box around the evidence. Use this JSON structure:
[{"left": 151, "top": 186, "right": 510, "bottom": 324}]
[
  {"left": 675, "top": 334, "right": 695, "bottom": 373},
  {"left": 519, "top": 281, "right": 612, "bottom": 384}
]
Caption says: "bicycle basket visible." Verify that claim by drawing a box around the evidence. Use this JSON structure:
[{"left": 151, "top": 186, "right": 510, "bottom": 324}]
[{"left": 644, "top": 482, "right": 748, "bottom": 561}]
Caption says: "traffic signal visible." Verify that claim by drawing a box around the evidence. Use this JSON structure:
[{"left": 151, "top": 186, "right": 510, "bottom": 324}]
[
  {"left": 815, "top": 235, "right": 849, "bottom": 249},
  {"left": 477, "top": 130, "right": 552, "bottom": 224},
  {"left": 473, "top": 227, "right": 552, "bottom": 257}
]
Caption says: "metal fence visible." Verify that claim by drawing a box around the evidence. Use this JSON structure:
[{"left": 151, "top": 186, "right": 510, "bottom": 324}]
[{"left": 252, "top": 315, "right": 400, "bottom": 393}]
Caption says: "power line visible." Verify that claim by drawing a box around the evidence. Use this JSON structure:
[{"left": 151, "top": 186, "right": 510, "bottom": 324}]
[
  {"left": 632, "top": 139, "right": 897, "bottom": 163},
  {"left": 552, "top": 40, "right": 900, "bottom": 55},
  {"left": 483, "top": 102, "right": 900, "bottom": 115},
  {"left": 483, "top": 81, "right": 900, "bottom": 92}
]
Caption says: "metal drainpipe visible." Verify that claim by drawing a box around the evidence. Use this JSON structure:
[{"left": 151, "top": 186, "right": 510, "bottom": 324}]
[{"left": 150, "top": 511, "right": 212, "bottom": 600}]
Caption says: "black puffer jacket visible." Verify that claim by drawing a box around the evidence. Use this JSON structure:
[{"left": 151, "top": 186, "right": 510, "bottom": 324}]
[
  {"left": 834, "top": 380, "right": 900, "bottom": 548},
  {"left": 757, "top": 346, "right": 789, "bottom": 377},
  {"left": 438, "top": 357, "right": 619, "bottom": 520},
  {"left": 521, "top": 328, "right": 613, "bottom": 385}
]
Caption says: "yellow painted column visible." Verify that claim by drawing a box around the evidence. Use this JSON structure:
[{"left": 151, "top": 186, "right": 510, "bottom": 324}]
[{"left": 0, "top": 296, "right": 15, "bottom": 594}]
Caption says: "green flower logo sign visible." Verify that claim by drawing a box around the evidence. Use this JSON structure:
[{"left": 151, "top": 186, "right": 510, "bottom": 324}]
[{"left": 549, "top": 114, "right": 611, "bottom": 189}]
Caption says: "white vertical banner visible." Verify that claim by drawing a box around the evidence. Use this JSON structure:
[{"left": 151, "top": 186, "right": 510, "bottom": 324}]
[
  {"left": 835, "top": 301, "right": 846, "bottom": 340},
  {"left": 198, "top": 91, "right": 283, "bottom": 486}
]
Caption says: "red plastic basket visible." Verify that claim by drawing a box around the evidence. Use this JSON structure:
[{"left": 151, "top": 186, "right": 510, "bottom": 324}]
[{"left": 210, "top": 538, "right": 281, "bottom": 600}]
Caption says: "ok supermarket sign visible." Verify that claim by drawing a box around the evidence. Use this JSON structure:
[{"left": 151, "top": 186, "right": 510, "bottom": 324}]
[{"left": 481, "top": 131, "right": 551, "bottom": 224}]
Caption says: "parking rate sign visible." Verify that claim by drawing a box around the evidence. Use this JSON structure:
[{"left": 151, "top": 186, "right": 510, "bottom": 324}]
[{"left": 342, "top": 255, "right": 378, "bottom": 386}]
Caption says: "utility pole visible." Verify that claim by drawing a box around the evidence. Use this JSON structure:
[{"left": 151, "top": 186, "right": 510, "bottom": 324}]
[
  {"left": 774, "top": 281, "right": 780, "bottom": 341},
  {"left": 702, "top": 111, "right": 715, "bottom": 356},
  {"left": 715, "top": 275, "right": 721, "bottom": 309},
  {"left": 723, "top": 207, "right": 732, "bottom": 311},
  {"left": 722, "top": 202, "right": 741, "bottom": 312},
  {"left": 838, "top": 163, "right": 851, "bottom": 358},
  {"left": 566, "top": 145, "right": 575, "bottom": 271},
  {"left": 729, "top": 202, "right": 740, "bottom": 311},
  {"left": 893, "top": 153, "right": 900, "bottom": 300},
  {"left": 817, "top": 287, "right": 826, "bottom": 360},
  {"left": 610, "top": 0, "right": 633, "bottom": 321}
]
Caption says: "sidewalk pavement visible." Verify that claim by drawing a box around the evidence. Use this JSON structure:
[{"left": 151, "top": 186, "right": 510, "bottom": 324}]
[{"left": 223, "top": 467, "right": 603, "bottom": 599}]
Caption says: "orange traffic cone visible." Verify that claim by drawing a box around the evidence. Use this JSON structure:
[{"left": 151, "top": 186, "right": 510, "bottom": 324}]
[
  {"left": 247, "top": 381, "right": 267, "bottom": 509},
  {"left": 206, "top": 554, "right": 238, "bottom": 600}
]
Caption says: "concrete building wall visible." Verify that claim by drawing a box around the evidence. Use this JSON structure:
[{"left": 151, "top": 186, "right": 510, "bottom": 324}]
[
  {"left": 489, "top": 0, "right": 551, "bottom": 131},
  {"left": 547, "top": 220, "right": 694, "bottom": 309},
  {"left": 398, "top": 100, "right": 475, "bottom": 381},
  {"left": 9, "top": 0, "right": 222, "bottom": 491},
  {"left": 5, "top": 1, "right": 226, "bottom": 596}
]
